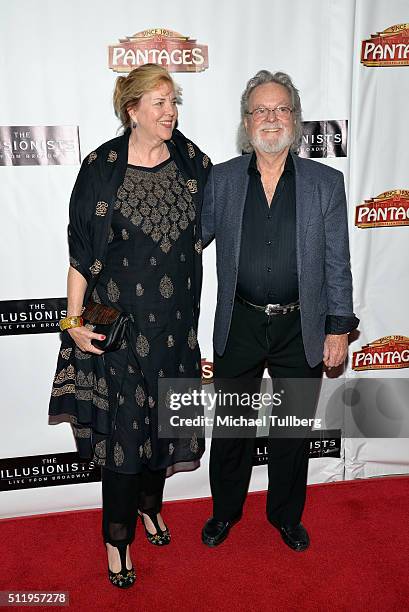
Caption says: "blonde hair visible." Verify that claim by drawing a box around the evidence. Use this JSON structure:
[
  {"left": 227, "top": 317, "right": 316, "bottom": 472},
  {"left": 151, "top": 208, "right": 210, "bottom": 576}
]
[{"left": 113, "top": 63, "right": 180, "bottom": 129}]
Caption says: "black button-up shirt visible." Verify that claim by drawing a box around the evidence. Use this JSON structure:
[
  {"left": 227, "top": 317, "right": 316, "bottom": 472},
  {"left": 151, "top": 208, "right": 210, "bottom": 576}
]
[
  {"left": 236, "top": 152, "right": 359, "bottom": 334},
  {"left": 237, "top": 152, "right": 298, "bottom": 305}
]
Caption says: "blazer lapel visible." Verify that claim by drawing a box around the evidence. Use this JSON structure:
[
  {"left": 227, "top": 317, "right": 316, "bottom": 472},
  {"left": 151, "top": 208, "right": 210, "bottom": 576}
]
[
  {"left": 292, "top": 152, "right": 315, "bottom": 278},
  {"left": 232, "top": 154, "right": 252, "bottom": 271}
]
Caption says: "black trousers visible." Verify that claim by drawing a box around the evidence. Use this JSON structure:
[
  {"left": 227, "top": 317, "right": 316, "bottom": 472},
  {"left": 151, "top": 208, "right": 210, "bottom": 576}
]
[
  {"left": 102, "top": 466, "right": 166, "bottom": 545},
  {"left": 210, "top": 298, "right": 323, "bottom": 526}
]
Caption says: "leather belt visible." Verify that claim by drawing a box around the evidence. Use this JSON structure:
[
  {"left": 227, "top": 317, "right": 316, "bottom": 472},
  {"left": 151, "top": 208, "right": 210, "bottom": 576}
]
[{"left": 235, "top": 294, "right": 300, "bottom": 316}]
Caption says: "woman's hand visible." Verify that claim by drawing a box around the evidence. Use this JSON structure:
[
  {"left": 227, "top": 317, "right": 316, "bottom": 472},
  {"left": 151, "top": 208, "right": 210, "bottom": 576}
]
[{"left": 67, "top": 326, "right": 105, "bottom": 355}]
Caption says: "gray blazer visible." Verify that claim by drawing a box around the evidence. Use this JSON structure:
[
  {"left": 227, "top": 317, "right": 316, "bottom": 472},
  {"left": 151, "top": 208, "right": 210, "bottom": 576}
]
[{"left": 201, "top": 152, "right": 355, "bottom": 368}]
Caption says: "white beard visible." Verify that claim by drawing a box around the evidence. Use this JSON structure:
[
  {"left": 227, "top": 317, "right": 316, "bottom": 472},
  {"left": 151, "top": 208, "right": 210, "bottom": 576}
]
[{"left": 250, "top": 126, "right": 294, "bottom": 153}]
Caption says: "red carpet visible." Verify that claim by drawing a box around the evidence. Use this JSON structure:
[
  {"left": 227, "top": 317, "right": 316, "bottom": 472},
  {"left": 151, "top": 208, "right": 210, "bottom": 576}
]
[{"left": 1, "top": 477, "right": 408, "bottom": 611}]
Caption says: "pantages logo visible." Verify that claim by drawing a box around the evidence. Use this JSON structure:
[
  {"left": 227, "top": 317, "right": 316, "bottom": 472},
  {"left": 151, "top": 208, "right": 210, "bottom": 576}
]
[
  {"left": 352, "top": 336, "right": 409, "bottom": 371},
  {"left": 0, "top": 298, "right": 66, "bottom": 336},
  {"left": 355, "top": 190, "right": 409, "bottom": 228},
  {"left": 361, "top": 24, "right": 409, "bottom": 67},
  {"left": 253, "top": 431, "right": 341, "bottom": 465},
  {"left": 108, "top": 28, "right": 209, "bottom": 73},
  {"left": 0, "top": 126, "right": 80, "bottom": 166},
  {"left": 299, "top": 120, "right": 347, "bottom": 159},
  {"left": 0, "top": 452, "right": 100, "bottom": 491}
]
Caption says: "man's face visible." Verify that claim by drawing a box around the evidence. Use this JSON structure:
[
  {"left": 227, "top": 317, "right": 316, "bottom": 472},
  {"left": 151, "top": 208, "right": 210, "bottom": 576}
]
[{"left": 244, "top": 82, "right": 295, "bottom": 154}]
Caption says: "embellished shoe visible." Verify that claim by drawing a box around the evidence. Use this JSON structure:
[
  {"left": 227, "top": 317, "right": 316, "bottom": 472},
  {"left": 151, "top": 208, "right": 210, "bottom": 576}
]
[
  {"left": 107, "top": 543, "right": 136, "bottom": 588},
  {"left": 138, "top": 510, "right": 171, "bottom": 546}
]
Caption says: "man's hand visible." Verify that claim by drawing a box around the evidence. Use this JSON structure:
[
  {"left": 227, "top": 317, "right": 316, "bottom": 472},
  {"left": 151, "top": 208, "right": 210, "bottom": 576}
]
[{"left": 323, "top": 334, "right": 348, "bottom": 368}]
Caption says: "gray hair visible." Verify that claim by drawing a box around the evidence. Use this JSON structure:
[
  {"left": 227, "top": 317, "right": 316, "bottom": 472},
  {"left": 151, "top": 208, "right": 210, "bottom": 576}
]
[{"left": 238, "top": 70, "right": 303, "bottom": 153}]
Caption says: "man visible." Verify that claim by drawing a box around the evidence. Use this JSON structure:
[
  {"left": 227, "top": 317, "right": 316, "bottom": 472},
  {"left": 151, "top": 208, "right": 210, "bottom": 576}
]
[{"left": 201, "top": 70, "right": 358, "bottom": 551}]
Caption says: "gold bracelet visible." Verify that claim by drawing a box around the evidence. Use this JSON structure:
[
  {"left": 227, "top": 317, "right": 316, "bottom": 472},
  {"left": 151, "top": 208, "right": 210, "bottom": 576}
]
[{"left": 59, "top": 316, "right": 84, "bottom": 331}]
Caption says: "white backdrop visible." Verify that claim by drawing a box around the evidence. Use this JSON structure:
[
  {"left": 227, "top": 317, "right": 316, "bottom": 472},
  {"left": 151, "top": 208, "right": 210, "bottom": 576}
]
[{"left": 0, "top": 0, "right": 408, "bottom": 518}]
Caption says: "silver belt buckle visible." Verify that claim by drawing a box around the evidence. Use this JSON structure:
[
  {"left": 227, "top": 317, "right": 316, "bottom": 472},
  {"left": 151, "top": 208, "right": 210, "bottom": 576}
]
[{"left": 265, "top": 303, "right": 280, "bottom": 316}]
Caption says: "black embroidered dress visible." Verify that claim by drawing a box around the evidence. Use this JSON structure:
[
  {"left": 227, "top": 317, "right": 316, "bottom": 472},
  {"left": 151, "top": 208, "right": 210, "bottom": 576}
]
[
  {"left": 49, "top": 129, "right": 211, "bottom": 475},
  {"left": 94, "top": 159, "right": 201, "bottom": 473}
]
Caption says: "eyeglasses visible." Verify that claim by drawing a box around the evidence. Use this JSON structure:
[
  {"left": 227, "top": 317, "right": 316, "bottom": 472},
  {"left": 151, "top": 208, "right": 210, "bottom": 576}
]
[{"left": 246, "top": 106, "right": 293, "bottom": 121}]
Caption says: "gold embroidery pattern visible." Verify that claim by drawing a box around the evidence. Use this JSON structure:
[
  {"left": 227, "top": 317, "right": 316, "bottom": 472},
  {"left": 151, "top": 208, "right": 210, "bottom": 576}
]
[
  {"left": 136, "top": 283, "right": 144, "bottom": 296},
  {"left": 135, "top": 385, "right": 146, "bottom": 407},
  {"left": 148, "top": 313, "right": 156, "bottom": 323},
  {"left": 133, "top": 420, "right": 139, "bottom": 430},
  {"left": 54, "top": 365, "right": 75, "bottom": 385},
  {"left": 107, "top": 150, "right": 117, "bottom": 163},
  {"left": 88, "top": 151, "right": 97, "bottom": 164},
  {"left": 69, "top": 256, "right": 80, "bottom": 269},
  {"left": 188, "top": 327, "right": 197, "bottom": 350},
  {"left": 123, "top": 257, "right": 129, "bottom": 267},
  {"left": 60, "top": 348, "right": 72, "bottom": 360},
  {"left": 114, "top": 442, "right": 124, "bottom": 466},
  {"left": 159, "top": 275, "right": 174, "bottom": 299},
  {"left": 145, "top": 416, "right": 150, "bottom": 425},
  {"left": 94, "top": 440, "right": 106, "bottom": 459},
  {"left": 187, "top": 141, "right": 195, "bottom": 158},
  {"left": 190, "top": 432, "right": 199, "bottom": 453},
  {"left": 195, "top": 239, "right": 203, "bottom": 255},
  {"left": 93, "top": 396, "right": 109, "bottom": 410},
  {"left": 75, "top": 346, "right": 92, "bottom": 360},
  {"left": 186, "top": 179, "right": 198, "bottom": 194},
  {"left": 94, "top": 377, "right": 108, "bottom": 396},
  {"left": 165, "top": 387, "right": 174, "bottom": 409},
  {"left": 202, "top": 154, "right": 210, "bottom": 168},
  {"left": 89, "top": 259, "right": 102, "bottom": 276},
  {"left": 96, "top": 201, "right": 109, "bottom": 216},
  {"left": 107, "top": 278, "right": 120, "bottom": 302},
  {"left": 139, "top": 445, "right": 144, "bottom": 458},
  {"left": 75, "top": 389, "right": 92, "bottom": 401},
  {"left": 115, "top": 162, "right": 195, "bottom": 252},
  {"left": 72, "top": 426, "right": 91, "bottom": 439},
  {"left": 91, "top": 288, "right": 102, "bottom": 304},
  {"left": 136, "top": 334, "right": 150, "bottom": 357},
  {"left": 144, "top": 438, "right": 152, "bottom": 459},
  {"left": 121, "top": 229, "right": 129, "bottom": 240},
  {"left": 76, "top": 370, "right": 93, "bottom": 387},
  {"left": 51, "top": 384, "right": 75, "bottom": 397},
  {"left": 167, "top": 335, "right": 174, "bottom": 348},
  {"left": 148, "top": 396, "right": 155, "bottom": 408}
]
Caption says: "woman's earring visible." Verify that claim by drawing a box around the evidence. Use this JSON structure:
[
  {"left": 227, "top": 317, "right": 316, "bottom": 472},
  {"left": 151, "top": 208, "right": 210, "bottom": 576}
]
[{"left": 132, "top": 121, "right": 137, "bottom": 129}]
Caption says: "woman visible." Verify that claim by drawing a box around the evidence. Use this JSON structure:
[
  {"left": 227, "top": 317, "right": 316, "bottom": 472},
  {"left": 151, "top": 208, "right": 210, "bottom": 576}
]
[{"left": 49, "top": 64, "right": 211, "bottom": 588}]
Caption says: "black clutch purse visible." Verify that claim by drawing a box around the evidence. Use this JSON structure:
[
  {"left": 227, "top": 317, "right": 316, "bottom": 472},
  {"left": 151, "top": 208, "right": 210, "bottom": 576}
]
[{"left": 82, "top": 301, "right": 130, "bottom": 352}]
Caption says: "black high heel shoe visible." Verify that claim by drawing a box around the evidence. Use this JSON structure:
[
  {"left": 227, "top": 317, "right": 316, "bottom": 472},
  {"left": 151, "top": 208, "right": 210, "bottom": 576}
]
[
  {"left": 138, "top": 511, "right": 171, "bottom": 546},
  {"left": 106, "top": 542, "right": 136, "bottom": 588}
]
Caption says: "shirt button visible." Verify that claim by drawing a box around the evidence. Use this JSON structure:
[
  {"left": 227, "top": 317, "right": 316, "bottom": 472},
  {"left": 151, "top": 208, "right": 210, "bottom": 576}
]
[
  {"left": 267, "top": 215, "right": 271, "bottom": 219},
  {"left": 267, "top": 267, "right": 271, "bottom": 272},
  {"left": 266, "top": 240, "right": 272, "bottom": 246}
]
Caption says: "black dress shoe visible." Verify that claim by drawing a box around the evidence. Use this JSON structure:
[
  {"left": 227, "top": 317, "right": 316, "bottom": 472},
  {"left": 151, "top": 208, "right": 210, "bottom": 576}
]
[
  {"left": 272, "top": 522, "right": 310, "bottom": 552},
  {"left": 202, "top": 517, "right": 238, "bottom": 547}
]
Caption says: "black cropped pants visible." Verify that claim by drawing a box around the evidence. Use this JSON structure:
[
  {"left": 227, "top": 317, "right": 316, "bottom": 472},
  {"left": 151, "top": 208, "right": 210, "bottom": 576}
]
[{"left": 102, "top": 465, "right": 166, "bottom": 545}]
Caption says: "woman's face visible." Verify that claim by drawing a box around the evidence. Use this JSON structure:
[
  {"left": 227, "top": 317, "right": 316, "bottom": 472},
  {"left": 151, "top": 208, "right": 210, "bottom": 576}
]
[{"left": 129, "top": 80, "right": 178, "bottom": 144}]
